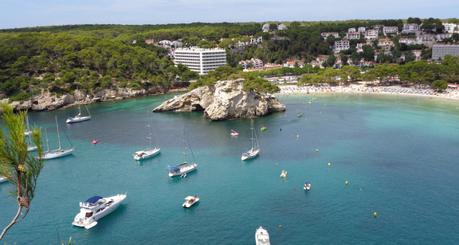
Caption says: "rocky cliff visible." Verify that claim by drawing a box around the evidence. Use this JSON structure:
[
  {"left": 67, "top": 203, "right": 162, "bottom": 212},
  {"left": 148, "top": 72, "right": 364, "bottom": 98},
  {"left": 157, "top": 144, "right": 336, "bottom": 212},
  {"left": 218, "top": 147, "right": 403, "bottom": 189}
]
[{"left": 153, "top": 79, "right": 286, "bottom": 120}]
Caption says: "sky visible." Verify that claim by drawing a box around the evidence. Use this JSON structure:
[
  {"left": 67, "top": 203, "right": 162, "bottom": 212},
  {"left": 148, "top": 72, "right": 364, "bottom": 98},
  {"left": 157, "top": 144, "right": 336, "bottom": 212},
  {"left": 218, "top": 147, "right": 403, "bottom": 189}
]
[{"left": 0, "top": 0, "right": 458, "bottom": 29}]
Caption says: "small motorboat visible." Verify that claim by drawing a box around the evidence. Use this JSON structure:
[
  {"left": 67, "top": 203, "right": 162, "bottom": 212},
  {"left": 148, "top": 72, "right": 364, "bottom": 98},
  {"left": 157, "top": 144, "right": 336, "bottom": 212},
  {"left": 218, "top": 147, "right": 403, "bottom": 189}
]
[
  {"left": 27, "top": 145, "right": 38, "bottom": 152},
  {"left": 0, "top": 176, "right": 7, "bottom": 184},
  {"left": 280, "top": 170, "right": 288, "bottom": 178},
  {"left": 168, "top": 162, "right": 198, "bottom": 177},
  {"left": 182, "top": 195, "right": 200, "bottom": 208},
  {"left": 91, "top": 139, "right": 99, "bottom": 145},
  {"left": 304, "top": 182, "right": 312, "bottom": 191},
  {"left": 133, "top": 147, "right": 160, "bottom": 161},
  {"left": 230, "top": 129, "right": 239, "bottom": 137},
  {"left": 255, "top": 226, "right": 271, "bottom": 245},
  {"left": 297, "top": 112, "right": 304, "bottom": 118},
  {"left": 72, "top": 194, "right": 127, "bottom": 229},
  {"left": 260, "top": 126, "right": 268, "bottom": 132}
]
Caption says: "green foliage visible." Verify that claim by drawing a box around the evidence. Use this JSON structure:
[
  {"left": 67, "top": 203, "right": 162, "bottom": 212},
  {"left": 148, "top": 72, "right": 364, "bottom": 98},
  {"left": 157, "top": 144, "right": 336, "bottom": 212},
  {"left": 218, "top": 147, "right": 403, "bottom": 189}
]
[
  {"left": 242, "top": 76, "right": 280, "bottom": 93},
  {"left": 0, "top": 104, "right": 43, "bottom": 239},
  {"left": 432, "top": 80, "right": 448, "bottom": 92}
]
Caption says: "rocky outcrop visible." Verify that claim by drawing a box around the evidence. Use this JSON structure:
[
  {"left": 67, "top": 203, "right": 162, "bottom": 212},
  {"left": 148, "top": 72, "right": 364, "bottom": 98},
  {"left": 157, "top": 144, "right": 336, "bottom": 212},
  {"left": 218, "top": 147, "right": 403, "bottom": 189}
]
[{"left": 153, "top": 79, "right": 286, "bottom": 120}]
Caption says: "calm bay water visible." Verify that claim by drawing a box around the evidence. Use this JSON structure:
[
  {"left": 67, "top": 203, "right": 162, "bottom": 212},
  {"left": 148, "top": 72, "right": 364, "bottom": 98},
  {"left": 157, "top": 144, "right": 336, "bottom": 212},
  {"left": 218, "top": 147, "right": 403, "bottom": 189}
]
[{"left": 1, "top": 94, "right": 459, "bottom": 244}]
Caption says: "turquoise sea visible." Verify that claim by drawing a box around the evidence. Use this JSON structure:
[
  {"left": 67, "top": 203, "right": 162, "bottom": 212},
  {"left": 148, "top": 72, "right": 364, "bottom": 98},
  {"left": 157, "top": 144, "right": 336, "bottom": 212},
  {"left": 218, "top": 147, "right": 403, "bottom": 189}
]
[{"left": 1, "top": 94, "right": 459, "bottom": 244}]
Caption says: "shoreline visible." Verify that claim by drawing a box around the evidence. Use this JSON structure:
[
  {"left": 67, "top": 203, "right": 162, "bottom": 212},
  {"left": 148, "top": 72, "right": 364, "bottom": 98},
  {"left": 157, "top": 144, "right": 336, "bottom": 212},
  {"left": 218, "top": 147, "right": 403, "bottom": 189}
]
[{"left": 276, "top": 84, "right": 459, "bottom": 101}]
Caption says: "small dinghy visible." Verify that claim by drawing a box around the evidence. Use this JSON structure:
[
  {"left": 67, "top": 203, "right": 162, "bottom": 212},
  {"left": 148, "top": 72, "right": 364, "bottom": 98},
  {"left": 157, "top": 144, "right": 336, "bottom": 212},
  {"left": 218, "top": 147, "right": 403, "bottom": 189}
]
[
  {"left": 72, "top": 194, "right": 127, "bottom": 229},
  {"left": 91, "top": 139, "right": 99, "bottom": 145},
  {"left": 230, "top": 129, "right": 239, "bottom": 137},
  {"left": 304, "top": 182, "right": 312, "bottom": 191},
  {"left": 280, "top": 170, "right": 288, "bottom": 178},
  {"left": 182, "top": 195, "right": 200, "bottom": 208},
  {"left": 255, "top": 226, "right": 271, "bottom": 245}
]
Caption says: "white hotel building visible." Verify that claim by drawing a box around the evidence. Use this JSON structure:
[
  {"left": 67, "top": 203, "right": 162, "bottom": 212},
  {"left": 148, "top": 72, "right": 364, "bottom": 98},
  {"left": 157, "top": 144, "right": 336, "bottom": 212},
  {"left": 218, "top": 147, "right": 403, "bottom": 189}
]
[{"left": 173, "top": 47, "right": 227, "bottom": 75}]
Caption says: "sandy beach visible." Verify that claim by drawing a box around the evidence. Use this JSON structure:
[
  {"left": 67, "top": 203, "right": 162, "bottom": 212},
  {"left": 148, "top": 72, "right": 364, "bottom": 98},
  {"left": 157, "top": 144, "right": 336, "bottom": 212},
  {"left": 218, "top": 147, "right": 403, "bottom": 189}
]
[{"left": 277, "top": 84, "right": 459, "bottom": 101}]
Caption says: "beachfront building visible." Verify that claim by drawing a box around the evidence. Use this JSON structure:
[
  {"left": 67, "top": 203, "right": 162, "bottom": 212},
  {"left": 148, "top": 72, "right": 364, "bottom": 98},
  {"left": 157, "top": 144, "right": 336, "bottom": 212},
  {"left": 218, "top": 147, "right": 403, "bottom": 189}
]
[
  {"left": 173, "top": 47, "right": 227, "bottom": 75},
  {"left": 383, "top": 26, "right": 399, "bottom": 36},
  {"left": 321, "top": 32, "right": 340, "bottom": 39},
  {"left": 432, "top": 44, "right": 459, "bottom": 60},
  {"left": 365, "top": 29, "right": 378, "bottom": 40},
  {"left": 402, "top": 23, "right": 420, "bottom": 34},
  {"left": 334, "top": 40, "right": 350, "bottom": 53}
]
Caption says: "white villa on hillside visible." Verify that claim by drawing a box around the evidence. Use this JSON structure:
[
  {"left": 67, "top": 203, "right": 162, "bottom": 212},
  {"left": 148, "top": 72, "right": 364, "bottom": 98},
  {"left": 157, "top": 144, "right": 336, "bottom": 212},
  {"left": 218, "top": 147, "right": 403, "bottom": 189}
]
[{"left": 334, "top": 40, "right": 350, "bottom": 53}]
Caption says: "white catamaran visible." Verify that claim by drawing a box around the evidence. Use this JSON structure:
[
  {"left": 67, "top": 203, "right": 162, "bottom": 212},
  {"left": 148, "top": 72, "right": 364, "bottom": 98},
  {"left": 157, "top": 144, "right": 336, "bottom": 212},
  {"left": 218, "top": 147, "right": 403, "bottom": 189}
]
[
  {"left": 241, "top": 119, "right": 260, "bottom": 161},
  {"left": 41, "top": 117, "right": 74, "bottom": 160},
  {"left": 72, "top": 194, "right": 127, "bottom": 229},
  {"left": 66, "top": 105, "right": 91, "bottom": 124},
  {"left": 133, "top": 122, "right": 160, "bottom": 161}
]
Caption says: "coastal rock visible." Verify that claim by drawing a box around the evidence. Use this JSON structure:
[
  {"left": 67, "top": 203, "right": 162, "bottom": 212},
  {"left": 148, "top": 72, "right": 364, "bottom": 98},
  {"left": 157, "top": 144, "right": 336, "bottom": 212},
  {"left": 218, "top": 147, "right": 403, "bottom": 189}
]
[{"left": 153, "top": 79, "right": 286, "bottom": 120}]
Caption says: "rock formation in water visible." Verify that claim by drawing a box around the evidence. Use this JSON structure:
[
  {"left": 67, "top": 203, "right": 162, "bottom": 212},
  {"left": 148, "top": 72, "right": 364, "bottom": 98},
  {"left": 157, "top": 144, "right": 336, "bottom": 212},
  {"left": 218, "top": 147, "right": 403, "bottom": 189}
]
[{"left": 153, "top": 79, "right": 286, "bottom": 120}]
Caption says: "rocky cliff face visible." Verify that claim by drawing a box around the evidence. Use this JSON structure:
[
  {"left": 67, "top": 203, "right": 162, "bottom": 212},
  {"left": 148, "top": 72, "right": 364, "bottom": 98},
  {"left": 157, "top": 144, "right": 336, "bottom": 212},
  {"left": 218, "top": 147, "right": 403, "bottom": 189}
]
[
  {"left": 2, "top": 85, "right": 184, "bottom": 112},
  {"left": 153, "top": 79, "right": 286, "bottom": 120}
]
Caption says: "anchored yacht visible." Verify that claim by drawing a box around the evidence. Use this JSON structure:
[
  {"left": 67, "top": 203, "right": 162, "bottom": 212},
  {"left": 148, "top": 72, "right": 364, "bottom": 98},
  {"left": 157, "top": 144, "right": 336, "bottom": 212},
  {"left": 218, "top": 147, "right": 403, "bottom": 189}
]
[
  {"left": 66, "top": 105, "right": 91, "bottom": 124},
  {"left": 72, "top": 194, "right": 127, "bottom": 229},
  {"left": 241, "top": 120, "right": 260, "bottom": 161},
  {"left": 168, "top": 162, "right": 198, "bottom": 177},
  {"left": 255, "top": 226, "right": 271, "bottom": 245}
]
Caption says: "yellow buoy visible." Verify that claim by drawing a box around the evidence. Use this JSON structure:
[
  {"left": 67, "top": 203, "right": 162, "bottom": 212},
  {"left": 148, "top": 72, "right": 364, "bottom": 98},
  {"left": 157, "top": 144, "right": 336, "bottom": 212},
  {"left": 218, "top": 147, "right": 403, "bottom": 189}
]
[{"left": 373, "top": 211, "right": 379, "bottom": 218}]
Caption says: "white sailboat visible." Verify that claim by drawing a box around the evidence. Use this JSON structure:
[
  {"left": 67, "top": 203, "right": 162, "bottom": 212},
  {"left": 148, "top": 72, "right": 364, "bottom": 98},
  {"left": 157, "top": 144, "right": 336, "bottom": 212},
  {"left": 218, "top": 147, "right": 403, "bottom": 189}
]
[
  {"left": 241, "top": 119, "right": 260, "bottom": 161},
  {"left": 24, "top": 115, "right": 37, "bottom": 152},
  {"left": 169, "top": 132, "right": 198, "bottom": 177},
  {"left": 72, "top": 194, "right": 127, "bottom": 229},
  {"left": 66, "top": 105, "right": 91, "bottom": 124},
  {"left": 41, "top": 117, "right": 74, "bottom": 160},
  {"left": 255, "top": 226, "right": 271, "bottom": 245},
  {"left": 133, "top": 121, "right": 160, "bottom": 161}
]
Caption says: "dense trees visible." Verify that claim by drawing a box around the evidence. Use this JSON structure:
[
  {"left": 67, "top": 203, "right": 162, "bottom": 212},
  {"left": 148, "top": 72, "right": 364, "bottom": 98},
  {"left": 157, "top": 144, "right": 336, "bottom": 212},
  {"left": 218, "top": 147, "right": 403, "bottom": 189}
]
[{"left": 0, "top": 32, "right": 197, "bottom": 100}]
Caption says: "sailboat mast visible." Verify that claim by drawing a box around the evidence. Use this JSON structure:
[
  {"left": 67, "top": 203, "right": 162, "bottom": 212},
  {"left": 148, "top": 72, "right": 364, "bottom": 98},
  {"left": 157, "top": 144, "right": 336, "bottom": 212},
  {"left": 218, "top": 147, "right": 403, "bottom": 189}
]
[
  {"left": 45, "top": 128, "right": 50, "bottom": 152},
  {"left": 55, "top": 116, "right": 62, "bottom": 150},
  {"left": 250, "top": 119, "right": 255, "bottom": 150},
  {"left": 26, "top": 115, "right": 30, "bottom": 131}
]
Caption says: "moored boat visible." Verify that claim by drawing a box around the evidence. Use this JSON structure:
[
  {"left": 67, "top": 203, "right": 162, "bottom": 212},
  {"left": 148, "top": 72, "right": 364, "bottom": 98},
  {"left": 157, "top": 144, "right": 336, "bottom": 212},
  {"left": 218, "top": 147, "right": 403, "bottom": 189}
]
[
  {"left": 241, "top": 119, "right": 260, "bottom": 161},
  {"left": 168, "top": 162, "right": 198, "bottom": 177},
  {"left": 304, "top": 182, "right": 312, "bottom": 191},
  {"left": 40, "top": 117, "right": 74, "bottom": 160},
  {"left": 182, "top": 195, "right": 200, "bottom": 208},
  {"left": 66, "top": 105, "right": 91, "bottom": 124},
  {"left": 133, "top": 147, "right": 160, "bottom": 161},
  {"left": 255, "top": 226, "right": 271, "bottom": 245},
  {"left": 72, "top": 194, "right": 127, "bottom": 229},
  {"left": 230, "top": 129, "right": 239, "bottom": 137}
]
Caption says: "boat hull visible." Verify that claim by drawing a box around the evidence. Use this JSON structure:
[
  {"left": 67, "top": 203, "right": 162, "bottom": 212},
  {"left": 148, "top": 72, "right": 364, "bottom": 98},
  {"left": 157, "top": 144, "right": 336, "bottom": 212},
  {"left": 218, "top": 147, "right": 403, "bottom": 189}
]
[
  {"left": 41, "top": 148, "right": 74, "bottom": 160},
  {"left": 0, "top": 176, "right": 7, "bottom": 184},
  {"left": 182, "top": 197, "right": 200, "bottom": 208},
  {"left": 66, "top": 116, "right": 91, "bottom": 124},
  {"left": 241, "top": 149, "right": 260, "bottom": 161},
  {"left": 169, "top": 163, "right": 198, "bottom": 177},
  {"left": 72, "top": 194, "right": 126, "bottom": 229},
  {"left": 133, "top": 148, "right": 160, "bottom": 161}
]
